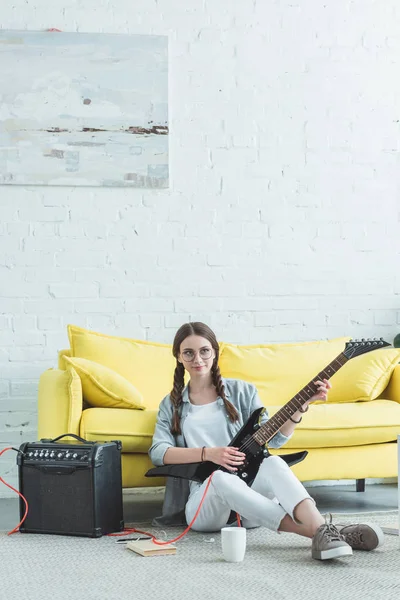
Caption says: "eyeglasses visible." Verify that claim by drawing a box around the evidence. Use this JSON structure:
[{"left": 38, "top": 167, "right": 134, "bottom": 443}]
[{"left": 180, "top": 348, "right": 213, "bottom": 362}]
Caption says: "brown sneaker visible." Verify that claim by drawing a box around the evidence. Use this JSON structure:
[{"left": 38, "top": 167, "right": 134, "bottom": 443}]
[
  {"left": 312, "top": 521, "right": 353, "bottom": 560},
  {"left": 336, "top": 522, "right": 384, "bottom": 551}
]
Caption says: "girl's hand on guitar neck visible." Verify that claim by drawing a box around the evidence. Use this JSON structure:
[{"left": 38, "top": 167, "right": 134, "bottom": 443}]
[
  {"left": 305, "top": 378, "right": 332, "bottom": 409},
  {"left": 280, "top": 379, "right": 332, "bottom": 436},
  {"left": 204, "top": 446, "right": 246, "bottom": 471}
]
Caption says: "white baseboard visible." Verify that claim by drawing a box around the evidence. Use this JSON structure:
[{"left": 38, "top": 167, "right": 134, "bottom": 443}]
[{"left": 304, "top": 478, "right": 398, "bottom": 487}]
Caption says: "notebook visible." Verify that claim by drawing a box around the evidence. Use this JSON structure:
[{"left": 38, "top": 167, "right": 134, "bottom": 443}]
[
  {"left": 381, "top": 524, "right": 399, "bottom": 536},
  {"left": 126, "top": 539, "right": 177, "bottom": 557}
]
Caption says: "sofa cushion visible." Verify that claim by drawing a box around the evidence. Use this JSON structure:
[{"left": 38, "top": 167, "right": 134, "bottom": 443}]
[
  {"left": 270, "top": 443, "right": 398, "bottom": 482},
  {"left": 326, "top": 348, "right": 400, "bottom": 403},
  {"left": 80, "top": 399, "right": 400, "bottom": 454},
  {"left": 267, "top": 399, "right": 400, "bottom": 449},
  {"left": 68, "top": 324, "right": 176, "bottom": 410},
  {"left": 80, "top": 407, "right": 158, "bottom": 453},
  {"left": 64, "top": 356, "right": 145, "bottom": 410},
  {"left": 219, "top": 337, "right": 349, "bottom": 407}
]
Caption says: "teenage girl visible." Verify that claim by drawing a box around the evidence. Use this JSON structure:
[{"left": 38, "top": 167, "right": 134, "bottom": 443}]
[{"left": 149, "top": 322, "right": 384, "bottom": 560}]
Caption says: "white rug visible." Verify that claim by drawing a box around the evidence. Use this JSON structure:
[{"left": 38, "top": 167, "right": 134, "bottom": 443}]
[{"left": 1, "top": 512, "right": 399, "bottom": 600}]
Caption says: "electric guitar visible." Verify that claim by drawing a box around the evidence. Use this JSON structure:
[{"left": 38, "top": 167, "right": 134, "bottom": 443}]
[{"left": 145, "top": 338, "right": 390, "bottom": 486}]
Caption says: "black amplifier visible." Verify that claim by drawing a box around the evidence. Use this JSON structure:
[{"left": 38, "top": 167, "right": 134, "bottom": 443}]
[{"left": 17, "top": 434, "right": 124, "bottom": 537}]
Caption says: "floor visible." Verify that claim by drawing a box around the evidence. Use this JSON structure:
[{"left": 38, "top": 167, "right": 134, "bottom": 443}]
[{"left": 0, "top": 482, "right": 397, "bottom": 532}]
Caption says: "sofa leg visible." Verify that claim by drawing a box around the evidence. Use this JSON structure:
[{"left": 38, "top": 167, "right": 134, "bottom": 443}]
[{"left": 356, "top": 478, "right": 365, "bottom": 492}]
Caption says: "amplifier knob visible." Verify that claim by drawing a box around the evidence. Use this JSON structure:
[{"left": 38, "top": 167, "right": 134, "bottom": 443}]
[
  {"left": 72, "top": 453, "right": 78, "bottom": 459},
  {"left": 50, "top": 452, "right": 55, "bottom": 458},
  {"left": 28, "top": 452, "right": 34, "bottom": 457},
  {"left": 34, "top": 451, "right": 39, "bottom": 457},
  {"left": 65, "top": 452, "right": 71, "bottom": 459},
  {"left": 57, "top": 452, "right": 63, "bottom": 458}
]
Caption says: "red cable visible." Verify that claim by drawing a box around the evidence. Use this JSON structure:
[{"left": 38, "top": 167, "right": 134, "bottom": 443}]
[
  {"left": 0, "top": 447, "right": 29, "bottom": 535},
  {"left": 108, "top": 471, "right": 242, "bottom": 546},
  {"left": 1, "top": 447, "right": 241, "bottom": 542}
]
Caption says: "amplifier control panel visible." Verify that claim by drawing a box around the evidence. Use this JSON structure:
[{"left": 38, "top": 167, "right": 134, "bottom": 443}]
[{"left": 24, "top": 446, "right": 91, "bottom": 464}]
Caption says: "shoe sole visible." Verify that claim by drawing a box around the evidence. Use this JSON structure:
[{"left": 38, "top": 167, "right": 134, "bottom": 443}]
[{"left": 312, "top": 545, "right": 353, "bottom": 560}]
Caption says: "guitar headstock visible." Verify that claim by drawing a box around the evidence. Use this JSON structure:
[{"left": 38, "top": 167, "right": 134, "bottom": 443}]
[{"left": 344, "top": 338, "right": 391, "bottom": 359}]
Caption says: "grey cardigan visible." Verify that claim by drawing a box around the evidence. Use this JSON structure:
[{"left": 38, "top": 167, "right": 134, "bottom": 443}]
[{"left": 148, "top": 377, "right": 292, "bottom": 525}]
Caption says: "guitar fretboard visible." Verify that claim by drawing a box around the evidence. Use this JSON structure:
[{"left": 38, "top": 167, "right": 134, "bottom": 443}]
[{"left": 253, "top": 352, "right": 349, "bottom": 446}]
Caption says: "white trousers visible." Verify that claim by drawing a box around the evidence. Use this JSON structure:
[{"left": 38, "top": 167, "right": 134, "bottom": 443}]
[{"left": 185, "top": 455, "right": 313, "bottom": 533}]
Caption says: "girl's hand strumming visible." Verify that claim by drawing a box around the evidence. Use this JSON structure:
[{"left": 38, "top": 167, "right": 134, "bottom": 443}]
[{"left": 204, "top": 447, "right": 246, "bottom": 471}]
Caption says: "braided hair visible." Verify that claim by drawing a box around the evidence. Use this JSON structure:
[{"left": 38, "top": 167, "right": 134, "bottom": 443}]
[{"left": 170, "top": 322, "right": 239, "bottom": 435}]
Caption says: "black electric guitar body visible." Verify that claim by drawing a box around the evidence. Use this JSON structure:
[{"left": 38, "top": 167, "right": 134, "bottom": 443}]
[
  {"left": 146, "top": 406, "right": 308, "bottom": 486},
  {"left": 146, "top": 338, "right": 390, "bottom": 487}
]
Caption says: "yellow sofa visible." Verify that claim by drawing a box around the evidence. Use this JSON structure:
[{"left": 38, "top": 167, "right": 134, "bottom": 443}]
[{"left": 37, "top": 326, "right": 400, "bottom": 490}]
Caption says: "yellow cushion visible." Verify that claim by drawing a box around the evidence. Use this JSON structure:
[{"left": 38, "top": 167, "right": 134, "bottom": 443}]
[
  {"left": 380, "top": 363, "right": 400, "bottom": 404},
  {"left": 219, "top": 337, "right": 349, "bottom": 406},
  {"left": 80, "top": 407, "right": 158, "bottom": 452},
  {"left": 68, "top": 325, "right": 176, "bottom": 410},
  {"left": 38, "top": 367, "right": 82, "bottom": 438},
  {"left": 64, "top": 356, "right": 145, "bottom": 410},
  {"left": 327, "top": 348, "right": 400, "bottom": 403},
  {"left": 266, "top": 399, "right": 400, "bottom": 448}
]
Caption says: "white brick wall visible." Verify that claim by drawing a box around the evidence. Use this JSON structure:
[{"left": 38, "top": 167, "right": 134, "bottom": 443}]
[{"left": 1, "top": 0, "right": 400, "bottom": 495}]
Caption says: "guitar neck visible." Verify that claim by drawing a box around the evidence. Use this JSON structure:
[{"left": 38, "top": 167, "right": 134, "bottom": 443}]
[{"left": 253, "top": 352, "right": 349, "bottom": 446}]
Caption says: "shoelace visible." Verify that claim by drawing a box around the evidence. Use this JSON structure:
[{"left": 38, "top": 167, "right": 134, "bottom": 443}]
[
  {"left": 322, "top": 523, "right": 345, "bottom": 542},
  {"left": 343, "top": 530, "right": 363, "bottom": 546}
]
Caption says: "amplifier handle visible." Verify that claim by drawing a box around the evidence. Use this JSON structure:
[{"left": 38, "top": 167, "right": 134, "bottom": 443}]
[{"left": 44, "top": 433, "right": 94, "bottom": 444}]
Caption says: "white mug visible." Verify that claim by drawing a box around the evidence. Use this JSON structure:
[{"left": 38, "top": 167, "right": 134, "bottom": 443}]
[{"left": 221, "top": 526, "right": 246, "bottom": 562}]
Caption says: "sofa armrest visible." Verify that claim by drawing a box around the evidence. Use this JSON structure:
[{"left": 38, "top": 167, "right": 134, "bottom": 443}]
[
  {"left": 58, "top": 348, "right": 72, "bottom": 370},
  {"left": 380, "top": 363, "right": 400, "bottom": 404},
  {"left": 38, "top": 368, "right": 83, "bottom": 439}
]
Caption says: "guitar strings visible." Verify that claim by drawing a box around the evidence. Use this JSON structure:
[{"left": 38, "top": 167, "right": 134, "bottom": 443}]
[
  {"left": 218, "top": 348, "right": 373, "bottom": 469},
  {"left": 233, "top": 365, "right": 338, "bottom": 456}
]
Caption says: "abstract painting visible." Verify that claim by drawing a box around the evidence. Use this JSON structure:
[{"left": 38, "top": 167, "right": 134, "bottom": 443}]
[{"left": 0, "top": 30, "right": 168, "bottom": 187}]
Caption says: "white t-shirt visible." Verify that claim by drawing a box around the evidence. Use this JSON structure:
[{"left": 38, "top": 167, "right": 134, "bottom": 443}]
[
  {"left": 182, "top": 401, "right": 231, "bottom": 449},
  {"left": 182, "top": 401, "right": 231, "bottom": 497}
]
